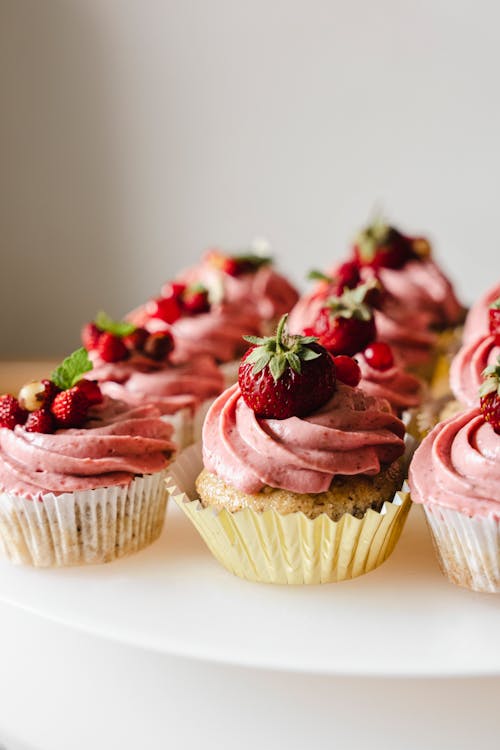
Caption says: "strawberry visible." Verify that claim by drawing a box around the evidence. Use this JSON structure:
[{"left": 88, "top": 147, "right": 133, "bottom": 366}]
[
  {"left": 238, "top": 314, "right": 336, "bottom": 419},
  {"left": 354, "top": 219, "right": 417, "bottom": 270},
  {"left": 208, "top": 248, "right": 271, "bottom": 277},
  {"left": 147, "top": 295, "right": 182, "bottom": 324},
  {"left": 24, "top": 408, "right": 55, "bottom": 434},
  {"left": 122, "top": 327, "right": 149, "bottom": 352},
  {"left": 0, "top": 395, "right": 28, "bottom": 429},
  {"left": 489, "top": 298, "right": 500, "bottom": 345},
  {"left": 479, "top": 357, "right": 500, "bottom": 434},
  {"left": 363, "top": 342, "right": 394, "bottom": 371},
  {"left": 306, "top": 282, "right": 377, "bottom": 357},
  {"left": 51, "top": 387, "right": 90, "bottom": 428},
  {"left": 332, "top": 355, "right": 361, "bottom": 387},
  {"left": 182, "top": 284, "right": 210, "bottom": 314},
  {"left": 97, "top": 332, "right": 128, "bottom": 363},
  {"left": 81, "top": 322, "right": 101, "bottom": 351},
  {"left": 74, "top": 379, "right": 103, "bottom": 405},
  {"left": 143, "top": 332, "right": 175, "bottom": 361}
]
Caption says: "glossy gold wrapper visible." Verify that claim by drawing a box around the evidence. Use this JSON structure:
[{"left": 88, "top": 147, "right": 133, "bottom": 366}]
[{"left": 166, "top": 445, "right": 411, "bottom": 585}]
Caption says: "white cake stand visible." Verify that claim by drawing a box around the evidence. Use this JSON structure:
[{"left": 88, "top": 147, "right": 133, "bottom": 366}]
[{"left": 0, "top": 500, "right": 499, "bottom": 750}]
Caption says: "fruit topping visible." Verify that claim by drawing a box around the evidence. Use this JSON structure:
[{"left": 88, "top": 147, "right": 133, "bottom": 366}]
[
  {"left": 479, "top": 356, "right": 500, "bottom": 434},
  {"left": 0, "top": 395, "right": 28, "bottom": 430},
  {"left": 51, "top": 387, "right": 90, "bottom": 428},
  {"left": 488, "top": 298, "right": 500, "bottom": 345},
  {"left": 82, "top": 311, "right": 174, "bottom": 363},
  {"left": 143, "top": 331, "right": 175, "bottom": 361},
  {"left": 207, "top": 249, "right": 272, "bottom": 277},
  {"left": 182, "top": 284, "right": 210, "bottom": 315},
  {"left": 362, "top": 342, "right": 394, "bottom": 371},
  {"left": 306, "top": 281, "right": 377, "bottom": 356},
  {"left": 354, "top": 217, "right": 420, "bottom": 270},
  {"left": 332, "top": 355, "right": 361, "bottom": 387},
  {"left": 97, "top": 331, "right": 129, "bottom": 363},
  {"left": 74, "top": 379, "right": 103, "bottom": 405},
  {"left": 238, "top": 314, "right": 336, "bottom": 419},
  {"left": 18, "top": 379, "right": 61, "bottom": 412},
  {"left": 25, "top": 408, "right": 56, "bottom": 434},
  {"left": 147, "top": 294, "right": 183, "bottom": 324}
]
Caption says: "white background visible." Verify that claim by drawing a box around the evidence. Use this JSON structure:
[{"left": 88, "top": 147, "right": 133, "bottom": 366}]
[{"left": 1, "top": 0, "right": 498, "bottom": 356}]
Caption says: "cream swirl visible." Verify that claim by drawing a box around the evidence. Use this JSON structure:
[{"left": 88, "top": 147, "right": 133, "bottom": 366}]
[
  {"left": 202, "top": 383, "right": 405, "bottom": 494},
  {"left": 357, "top": 356, "right": 424, "bottom": 414},
  {"left": 0, "top": 398, "right": 175, "bottom": 499},
  {"left": 409, "top": 408, "right": 500, "bottom": 517},
  {"left": 450, "top": 335, "right": 500, "bottom": 406},
  {"left": 463, "top": 282, "right": 500, "bottom": 344}
]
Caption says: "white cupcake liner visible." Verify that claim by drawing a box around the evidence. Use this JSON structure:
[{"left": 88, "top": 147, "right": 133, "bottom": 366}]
[
  {"left": 166, "top": 444, "right": 411, "bottom": 585},
  {"left": 0, "top": 470, "right": 168, "bottom": 567},
  {"left": 423, "top": 503, "right": 500, "bottom": 593}
]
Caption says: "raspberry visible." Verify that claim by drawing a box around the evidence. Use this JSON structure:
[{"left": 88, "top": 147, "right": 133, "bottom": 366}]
[
  {"left": 97, "top": 332, "right": 128, "bottom": 363},
  {"left": 24, "top": 408, "right": 55, "bottom": 434},
  {"left": 51, "top": 387, "right": 90, "bottom": 428},
  {"left": 82, "top": 322, "right": 101, "bottom": 351},
  {"left": 332, "top": 355, "right": 361, "bottom": 387},
  {"left": 74, "top": 379, "right": 103, "bottom": 405},
  {"left": 0, "top": 395, "right": 28, "bottom": 430},
  {"left": 363, "top": 342, "right": 394, "bottom": 371}
]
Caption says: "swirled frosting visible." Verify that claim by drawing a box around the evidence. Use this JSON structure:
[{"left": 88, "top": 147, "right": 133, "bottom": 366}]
[
  {"left": 463, "top": 282, "right": 500, "bottom": 344},
  {"left": 0, "top": 398, "right": 175, "bottom": 499},
  {"left": 202, "top": 383, "right": 405, "bottom": 494},
  {"left": 357, "top": 356, "right": 424, "bottom": 414},
  {"left": 409, "top": 408, "right": 500, "bottom": 517},
  {"left": 450, "top": 335, "right": 500, "bottom": 406},
  {"left": 89, "top": 354, "right": 224, "bottom": 415}
]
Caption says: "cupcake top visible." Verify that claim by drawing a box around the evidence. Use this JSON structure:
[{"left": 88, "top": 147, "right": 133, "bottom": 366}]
[
  {"left": 463, "top": 282, "right": 500, "bottom": 344},
  {"left": 450, "top": 335, "right": 500, "bottom": 407},
  {"left": 409, "top": 408, "right": 500, "bottom": 518},
  {"left": 0, "top": 350, "right": 175, "bottom": 499},
  {"left": 357, "top": 344, "right": 423, "bottom": 413},
  {"left": 202, "top": 316, "right": 405, "bottom": 495}
]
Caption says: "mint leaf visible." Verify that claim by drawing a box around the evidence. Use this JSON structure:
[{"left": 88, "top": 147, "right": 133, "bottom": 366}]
[
  {"left": 51, "top": 348, "right": 93, "bottom": 390},
  {"left": 307, "top": 269, "right": 332, "bottom": 282},
  {"left": 95, "top": 311, "right": 136, "bottom": 337}
]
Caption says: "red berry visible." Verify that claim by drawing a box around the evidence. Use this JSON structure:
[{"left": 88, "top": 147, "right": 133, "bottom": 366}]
[
  {"left": 308, "top": 310, "right": 376, "bottom": 357},
  {"left": 363, "top": 342, "right": 394, "bottom": 371},
  {"left": 143, "top": 332, "right": 175, "bottom": 361},
  {"left": 147, "top": 295, "right": 182, "bottom": 324},
  {"left": 82, "top": 322, "right": 101, "bottom": 351},
  {"left": 333, "top": 355, "right": 361, "bottom": 387},
  {"left": 333, "top": 260, "right": 361, "bottom": 292},
  {"left": 74, "top": 379, "right": 103, "bottom": 405},
  {"left": 182, "top": 285, "right": 210, "bottom": 315},
  {"left": 122, "top": 327, "right": 149, "bottom": 352},
  {"left": 480, "top": 391, "right": 500, "bottom": 433},
  {"left": 354, "top": 224, "right": 416, "bottom": 270},
  {"left": 97, "top": 332, "right": 128, "bottom": 363},
  {"left": 238, "top": 316, "right": 336, "bottom": 419},
  {"left": 489, "top": 303, "right": 500, "bottom": 345},
  {"left": 24, "top": 408, "right": 55, "bottom": 434},
  {"left": 0, "top": 394, "right": 28, "bottom": 430},
  {"left": 40, "top": 379, "right": 61, "bottom": 406},
  {"left": 51, "top": 387, "right": 90, "bottom": 428},
  {"left": 222, "top": 257, "right": 241, "bottom": 276}
]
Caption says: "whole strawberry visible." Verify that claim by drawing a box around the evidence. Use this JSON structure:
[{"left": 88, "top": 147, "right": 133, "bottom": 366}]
[
  {"left": 354, "top": 218, "right": 418, "bottom": 270},
  {"left": 238, "top": 315, "right": 336, "bottom": 419},
  {"left": 208, "top": 248, "right": 271, "bottom": 277},
  {"left": 74, "top": 379, "right": 103, "bottom": 405},
  {"left": 307, "top": 282, "right": 377, "bottom": 357},
  {"left": 0, "top": 395, "right": 28, "bottom": 430},
  {"left": 489, "top": 298, "right": 500, "bottom": 345},
  {"left": 479, "top": 357, "right": 500, "bottom": 434},
  {"left": 97, "top": 332, "right": 128, "bottom": 363},
  {"left": 182, "top": 284, "right": 210, "bottom": 315},
  {"left": 25, "top": 408, "right": 55, "bottom": 434},
  {"left": 82, "top": 322, "right": 101, "bottom": 352},
  {"left": 51, "top": 387, "right": 90, "bottom": 428}
]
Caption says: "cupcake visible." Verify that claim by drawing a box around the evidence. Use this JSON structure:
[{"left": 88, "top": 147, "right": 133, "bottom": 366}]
[
  {"left": 409, "top": 362, "right": 500, "bottom": 592},
  {"left": 463, "top": 281, "right": 500, "bottom": 345},
  {"left": 450, "top": 321, "right": 500, "bottom": 409},
  {"left": 0, "top": 349, "right": 175, "bottom": 567},
  {"left": 82, "top": 312, "right": 224, "bottom": 447},
  {"left": 291, "top": 281, "right": 424, "bottom": 418},
  {"left": 168, "top": 317, "right": 411, "bottom": 584}
]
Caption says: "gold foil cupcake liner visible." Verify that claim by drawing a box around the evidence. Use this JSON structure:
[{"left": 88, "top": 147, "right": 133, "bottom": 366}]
[
  {"left": 166, "top": 445, "right": 411, "bottom": 585},
  {"left": 0, "top": 470, "right": 168, "bottom": 567},
  {"left": 423, "top": 503, "right": 500, "bottom": 593}
]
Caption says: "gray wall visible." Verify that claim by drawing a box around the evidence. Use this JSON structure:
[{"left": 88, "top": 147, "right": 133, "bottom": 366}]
[{"left": 1, "top": 0, "right": 498, "bottom": 357}]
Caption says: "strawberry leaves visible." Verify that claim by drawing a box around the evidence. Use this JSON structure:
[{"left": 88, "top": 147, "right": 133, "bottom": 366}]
[
  {"left": 243, "top": 315, "right": 320, "bottom": 382},
  {"left": 325, "top": 280, "right": 377, "bottom": 322}
]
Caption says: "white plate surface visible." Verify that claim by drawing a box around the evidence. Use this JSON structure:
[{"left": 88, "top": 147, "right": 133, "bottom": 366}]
[{"left": 0, "top": 499, "right": 499, "bottom": 677}]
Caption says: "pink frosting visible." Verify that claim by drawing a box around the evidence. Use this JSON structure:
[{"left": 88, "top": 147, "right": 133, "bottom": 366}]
[
  {"left": 202, "top": 383, "right": 405, "bottom": 494},
  {"left": 357, "top": 355, "right": 424, "bottom": 414},
  {"left": 178, "top": 257, "right": 299, "bottom": 322},
  {"left": 450, "top": 335, "right": 500, "bottom": 406},
  {"left": 89, "top": 353, "right": 224, "bottom": 415},
  {"left": 0, "top": 398, "right": 175, "bottom": 499},
  {"left": 376, "top": 258, "right": 464, "bottom": 328},
  {"left": 409, "top": 408, "right": 500, "bottom": 518},
  {"left": 463, "top": 282, "right": 500, "bottom": 344}
]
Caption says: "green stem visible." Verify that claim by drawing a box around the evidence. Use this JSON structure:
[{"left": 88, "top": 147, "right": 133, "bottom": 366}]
[{"left": 275, "top": 314, "right": 288, "bottom": 353}]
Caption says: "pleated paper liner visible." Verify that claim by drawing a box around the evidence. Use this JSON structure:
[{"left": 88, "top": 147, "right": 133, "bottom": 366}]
[
  {"left": 166, "top": 444, "right": 412, "bottom": 585},
  {"left": 423, "top": 503, "right": 500, "bottom": 594},
  {"left": 0, "top": 470, "right": 168, "bottom": 567}
]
